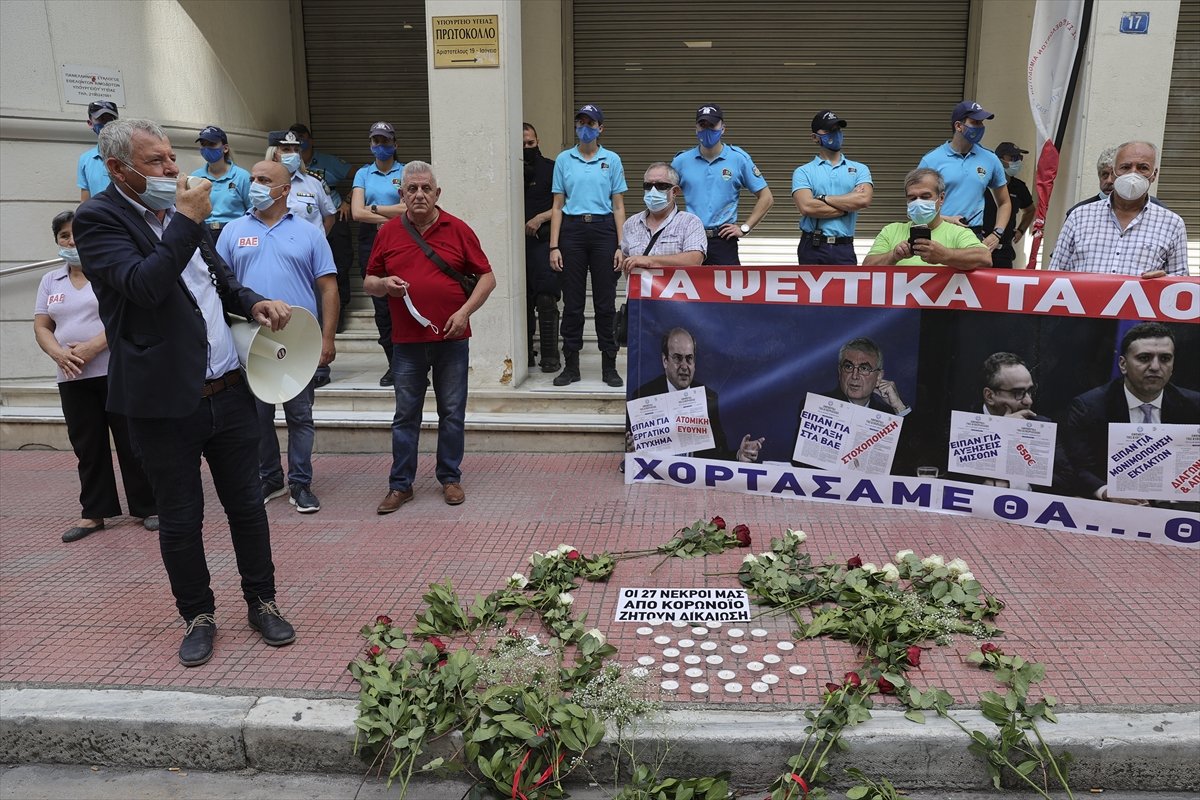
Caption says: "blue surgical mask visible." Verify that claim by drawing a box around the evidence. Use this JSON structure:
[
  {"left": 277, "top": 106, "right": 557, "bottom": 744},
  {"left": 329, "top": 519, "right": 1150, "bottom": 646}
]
[
  {"left": 280, "top": 153, "right": 302, "bottom": 174},
  {"left": 960, "top": 124, "right": 985, "bottom": 146},
  {"left": 644, "top": 187, "right": 671, "bottom": 212},
  {"left": 371, "top": 144, "right": 396, "bottom": 161},
  {"left": 907, "top": 199, "right": 939, "bottom": 225},
  {"left": 58, "top": 246, "right": 80, "bottom": 265},
  {"left": 1004, "top": 160, "right": 1023, "bottom": 177},
  {"left": 818, "top": 130, "right": 844, "bottom": 151},
  {"left": 122, "top": 162, "right": 177, "bottom": 211},
  {"left": 697, "top": 127, "right": 723, "bottom": 148},
  {"left": 91, "top": 123, "right": 105, "bottom": 136},
  {"left": 248, "top": 182, "right": 279, "bottom": 211},
  {"left": 200, "top": 147, "right": 224, "bottom": 164},
  {"left": 576, "top": 125, "right": 600, "bottom": 145}
]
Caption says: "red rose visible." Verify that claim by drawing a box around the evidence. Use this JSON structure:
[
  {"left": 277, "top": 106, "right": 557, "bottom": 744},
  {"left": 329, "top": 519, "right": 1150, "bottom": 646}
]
[
  {"left": 506, "top": 627, "right": 521, "bottom": 638},
  {"left": 906, "top": 645, "right": 922, "bottom": 667},
  {"left": 825, "top": 682, "right": 841, "bottom": 693},
  {"left": 427, "top": 636, "right": 446, "bottom": 652},
  {"left": 437, "top": 657, "right": 448, "bottom": 669},
  {"left": 843, "top": 671, "right": 862, "bottom": 688},
  {"left": 368, "top": 645, "right": 382, "bottom": 657},
  {"left": 877, "top": 676, "right": 896, "bottom": 694},
  {"left": 375, "top": 615, "right": 392, "bottom": 626},
  {"left": 847, "top": 555, "right": 863, "bottom": 569},
  {"left": 981, "top": 642, "right": 1000, "bottom": 655},
  {"left": 733, "top": 524, "right": 752, "bottom": 547},
  {"left": 711, "top": 516, "right": 727, "bottom": 530},
  {"left": 567, "top": 549, "right": 581, "bottom": 560}
]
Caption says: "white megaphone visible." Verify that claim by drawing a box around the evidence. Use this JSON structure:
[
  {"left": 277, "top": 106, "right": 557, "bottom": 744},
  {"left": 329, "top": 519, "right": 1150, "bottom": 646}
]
[{"left": 227, "top": 306, "right": 322, "bottom": 404}]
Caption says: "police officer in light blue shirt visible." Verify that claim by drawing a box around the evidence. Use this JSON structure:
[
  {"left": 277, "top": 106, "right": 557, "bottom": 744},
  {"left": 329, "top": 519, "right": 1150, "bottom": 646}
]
[
  {"left": 351, "top": 121, "right": 407, "bottom": 386},
  {"left": 549, "top": 104, "right": 628, "bottom": 388},
  {"left": 216, "top": 159, "right": 339, "bottom": 515},
  {"left": 670, "top": 104, "right": 773, "bottom": 266},
  {"left": 918, "top": 100, "right": 1011, "bottom": 253},
  {"left": 190, "top": 125, "right": 251, "bottom": 239},
  {"left": 78, "top": 101, "right": 118, "bottom": 202},
  {"left": 290, "top": 123, "right": 353, "bottom": 340},
  {"left": 791, "top": 110, "right": 874, "bottom": 265}
]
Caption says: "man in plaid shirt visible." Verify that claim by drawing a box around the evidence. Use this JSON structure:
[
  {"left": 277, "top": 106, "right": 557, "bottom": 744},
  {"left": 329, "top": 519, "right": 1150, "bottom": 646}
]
[{"left": 1050, "top": 141, "right": 1187, "bottom": 276}]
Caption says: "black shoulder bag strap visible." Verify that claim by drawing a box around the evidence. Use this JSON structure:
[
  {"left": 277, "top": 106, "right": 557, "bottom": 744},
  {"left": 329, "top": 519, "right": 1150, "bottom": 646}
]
[{"left": 400, "top": 214, "right": 477, "bottom": 297}]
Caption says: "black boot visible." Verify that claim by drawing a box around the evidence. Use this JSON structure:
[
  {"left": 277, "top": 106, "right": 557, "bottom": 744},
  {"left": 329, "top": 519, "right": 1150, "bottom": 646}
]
[
  {"left": 553, "top": 350, "right": 581, "bottom": 386},
  {"left": 536, "top": 295, "right": 560, "bottom": 373},
  {"left": 601, "top": 351, "right": 623, "bottom": 387}
]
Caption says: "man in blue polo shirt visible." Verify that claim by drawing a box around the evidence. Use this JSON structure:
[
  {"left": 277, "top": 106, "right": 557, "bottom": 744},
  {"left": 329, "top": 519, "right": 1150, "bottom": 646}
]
[
  {"left": 671, "top": 104, "right": 773, "bottom": 266},
  {"left": 918, "top": 100, "right": 1011, "bottom": 252},
  {"left": 78, "top": 101, "right": 118, "bottom": 202},
  {"left": 216, "top": 160, "right": 339, "bottom": 515},
  {"left": 791, "top": 110, "right": 874, "bottom": 265}
]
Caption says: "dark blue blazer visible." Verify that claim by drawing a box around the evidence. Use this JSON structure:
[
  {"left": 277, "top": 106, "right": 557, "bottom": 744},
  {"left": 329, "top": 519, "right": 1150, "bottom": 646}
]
[
  {"left": 74, "top": 184, "right": 265, "bottom": 419},
  {"left": 1064, "top": 378, "right": 1200, "bottom": 497}
]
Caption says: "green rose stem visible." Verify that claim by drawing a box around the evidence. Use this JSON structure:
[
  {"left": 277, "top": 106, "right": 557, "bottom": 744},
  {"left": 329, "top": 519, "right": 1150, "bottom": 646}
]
[{"left": 937, "top": 712, "right": 1070, "bottom": 800}]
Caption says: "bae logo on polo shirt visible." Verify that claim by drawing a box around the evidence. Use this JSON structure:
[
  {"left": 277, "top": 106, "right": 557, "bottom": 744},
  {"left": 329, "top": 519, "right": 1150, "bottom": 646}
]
[
  {"left": 237, "top": 237, "right": 260, "bottom": 247},
  {"left": 47, "top": 293, "right": 65, "bottom": 305}
]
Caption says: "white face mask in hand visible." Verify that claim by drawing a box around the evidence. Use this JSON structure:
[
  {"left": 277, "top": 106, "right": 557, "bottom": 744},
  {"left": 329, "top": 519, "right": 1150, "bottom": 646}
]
[{"left": 1112, "top": 172, "right": 1150, "bottom": 201}]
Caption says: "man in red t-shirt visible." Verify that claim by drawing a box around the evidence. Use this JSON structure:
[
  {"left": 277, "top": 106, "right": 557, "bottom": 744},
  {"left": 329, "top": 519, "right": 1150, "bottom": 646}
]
[{"left": 364, "top": 162, "right": 497, "bottom": 512}]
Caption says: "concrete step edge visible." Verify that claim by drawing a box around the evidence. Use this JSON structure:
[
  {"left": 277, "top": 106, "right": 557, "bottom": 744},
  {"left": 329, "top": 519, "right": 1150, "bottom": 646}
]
[{"left": 0, "top": 688, "right": 1195, "bottom": 791}]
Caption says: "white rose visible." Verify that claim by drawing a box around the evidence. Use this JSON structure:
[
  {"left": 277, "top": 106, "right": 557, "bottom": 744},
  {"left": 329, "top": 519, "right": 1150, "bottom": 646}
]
[
  {"left": 508, "top": 573, "right": 528, "bottom": 589},
  {"left": 957, "top": 571, "right": 975, "bottom": 584},
  {"left": 742, "top": 554, "right": 759, "bottom": 564},
  {"left": 946, "top": 558, "right": 969, "bottom": 576},
  {"left": 786, "top": 528, "right": 807, "bottom": 543},
  {"left": 861, "top": 562, "right": 878, "bottom": 573},
  {"left": 894, "top": 549, "right": 914, "bottom": 563},
  {"left": 529, "top": 551, "right": 543, "bottom": 565},
  {"left": 760, "top": 552, "right": 777, "bottom": 561},
  {"left": 584, "top": 628, "right": 606, "bottom": 647},
  {"left": 921, "top": 554, "right": 945, "bottom": 569},
  {"left": 559, "top": 592, "right": 574, "bottom": 606},
  {"left": 880, "top": 563, "right": 900, "bottom": 582}
]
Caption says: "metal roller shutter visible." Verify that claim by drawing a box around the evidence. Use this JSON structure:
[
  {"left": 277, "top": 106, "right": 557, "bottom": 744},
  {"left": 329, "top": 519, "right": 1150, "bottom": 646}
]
[
  {"left": 572, "top": 0, "right": 970, "bottom": 237},
  {"left": 1158, "top": 1, "right": 1198, "bottom": 235},
  {"left": 300, "top": 0, "right": 431, "bottom": 172}
]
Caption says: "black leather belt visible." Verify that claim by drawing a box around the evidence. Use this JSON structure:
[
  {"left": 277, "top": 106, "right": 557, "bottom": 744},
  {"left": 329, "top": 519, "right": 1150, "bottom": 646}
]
[
  {"left": 201, "top": 369, "right": 243, "bottom": 398},
  {"left": 563, "top": 213, "right": 612, "bottom": 222},
  {"left": 704, "top": 228, "right": 723, "bottom": 238},
  {"left": 801, "top": 231, "right": 854, "bottom": 245}
]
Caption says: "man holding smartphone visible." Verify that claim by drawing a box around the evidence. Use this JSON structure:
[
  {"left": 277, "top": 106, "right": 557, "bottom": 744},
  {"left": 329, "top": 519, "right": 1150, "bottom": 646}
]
[{"left": 862, "top": 168, "right": 991, "bottom": 269}]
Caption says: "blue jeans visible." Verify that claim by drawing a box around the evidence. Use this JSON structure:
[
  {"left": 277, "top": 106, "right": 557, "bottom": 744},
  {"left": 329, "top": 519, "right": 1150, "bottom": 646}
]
[
  {"left": 127, "top": 380, "right": 275, "bottom": 620},
  {"left": 389, "top": 339, "right": 469, "bottom": 491},
  {"left": 256, "top": 377, "right": 316, "bottom": 487}
]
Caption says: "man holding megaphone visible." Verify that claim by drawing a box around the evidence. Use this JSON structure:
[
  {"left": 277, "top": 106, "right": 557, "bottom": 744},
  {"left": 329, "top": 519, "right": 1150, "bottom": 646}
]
[
  {"left": 75, "top": 118, "right": 299, "bottom": 668},
  {"left": 217, "top": 160, "right": 339, "bottom": 516}
]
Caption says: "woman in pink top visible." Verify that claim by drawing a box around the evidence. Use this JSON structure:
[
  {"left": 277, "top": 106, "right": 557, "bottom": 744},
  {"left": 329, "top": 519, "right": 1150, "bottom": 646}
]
[{"left": 33, "top": 211, "right": 156, "bottom": 543}]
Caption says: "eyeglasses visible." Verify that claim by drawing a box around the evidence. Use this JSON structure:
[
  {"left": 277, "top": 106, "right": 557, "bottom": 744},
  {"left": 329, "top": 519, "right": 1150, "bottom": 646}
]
[
  {"left": 643, "top": 181, "right": 676, "bottom": 191},
  {"left": 840, "top": 361, "right": 880, "bottom": 375},
  {"left": 993, "top": 385, "right": 1036, "bottom": 401}
]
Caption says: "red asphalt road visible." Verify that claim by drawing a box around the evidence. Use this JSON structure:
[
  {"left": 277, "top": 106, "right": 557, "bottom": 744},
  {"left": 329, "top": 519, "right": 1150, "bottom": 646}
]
[{"left": 1, "top": 450, "right": 1197, "bottom": 708}]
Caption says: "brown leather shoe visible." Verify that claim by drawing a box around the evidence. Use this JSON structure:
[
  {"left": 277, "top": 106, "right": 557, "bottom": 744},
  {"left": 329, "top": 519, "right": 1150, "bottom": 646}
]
[
  {"left": 376, "top": 488, "right": 414, "bottom": 514},
  {"left": 442, "top": 483, "right": 465, "bottom": 505}
]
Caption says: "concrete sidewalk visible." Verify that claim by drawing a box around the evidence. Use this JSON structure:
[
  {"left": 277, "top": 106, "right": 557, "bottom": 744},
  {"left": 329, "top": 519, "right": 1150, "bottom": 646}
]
[{"left": 1, "top": 451, "right": 1197, "bottom": 792}]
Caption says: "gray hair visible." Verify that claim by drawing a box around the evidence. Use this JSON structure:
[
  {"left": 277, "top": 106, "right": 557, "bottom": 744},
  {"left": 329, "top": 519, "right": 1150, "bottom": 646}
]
[
  {"left": 1096, "top": 146, "right": 1118, "bottom": 173},
  {"left": 98, "top": 118, "right": 167, "bottom": 165},
  {"left": 264, "top": 144, "right": 308, "bottom": 174},
  {"left": 839, "top": 337, "right": 883, "bottom": 368},
  {"left": 401, "top": 160, "right": 436, "bottom": 185},
  {"left": 903, "top": 167, "right": 945, "bottom": 196},
  {"left": 645, "top": 161, "right": 680, "bottom": 185},
  {"left": 1115, "top": 140, "right": 1158, "bottom": 165}
]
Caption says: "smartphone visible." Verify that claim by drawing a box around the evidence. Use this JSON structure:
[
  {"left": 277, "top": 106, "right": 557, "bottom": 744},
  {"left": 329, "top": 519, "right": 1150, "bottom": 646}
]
[{"left": 908, "top": 226, "right": 931, "bottom": 247}]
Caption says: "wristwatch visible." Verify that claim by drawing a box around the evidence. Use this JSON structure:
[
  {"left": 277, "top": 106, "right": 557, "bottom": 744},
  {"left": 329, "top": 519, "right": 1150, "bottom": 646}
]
[
  {"left": 739, "top": 223, "right": 751, "bottom": 235},
  {"left": 991, "top": 227, "right": 1004, "bottom": 237},
  {"left": 371, "top": 204, "right": 378, "bottom": 214}
]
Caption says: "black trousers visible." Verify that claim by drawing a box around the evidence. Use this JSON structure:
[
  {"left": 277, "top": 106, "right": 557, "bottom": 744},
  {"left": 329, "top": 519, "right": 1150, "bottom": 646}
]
[
  {"left": 797, "top": 239, "right": 858, "bottom": 266},
  {"left": 703, "top": 235, "right": 741, "bottom": 266},
  {"left": 58, "top": 376, "right": 155, "bottom": 519},
  {"left": 127, "top": 381, "right": 275, "bottom": 621},
  {"left": 358, "top": 224, "right": 393, "bottom": 363},
  {"left": 559, "top": 217, "right": 618, "bottom": 354},
  {"left": 328, "top": 216, "right": 353, "bottom": 311}
]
